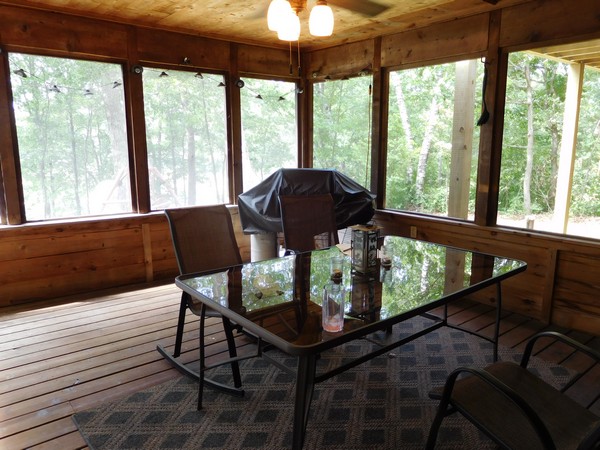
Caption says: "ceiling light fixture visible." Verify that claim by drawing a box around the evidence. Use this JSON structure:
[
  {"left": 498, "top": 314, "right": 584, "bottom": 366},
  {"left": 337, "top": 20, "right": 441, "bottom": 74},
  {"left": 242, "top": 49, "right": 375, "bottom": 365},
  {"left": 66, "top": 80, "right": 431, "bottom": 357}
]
[
  {"left": 267, "top": 0, "right": 334, "bottom": 42},
  {"left": 309, "top": 1, "right": 334, "bottom": 37}
]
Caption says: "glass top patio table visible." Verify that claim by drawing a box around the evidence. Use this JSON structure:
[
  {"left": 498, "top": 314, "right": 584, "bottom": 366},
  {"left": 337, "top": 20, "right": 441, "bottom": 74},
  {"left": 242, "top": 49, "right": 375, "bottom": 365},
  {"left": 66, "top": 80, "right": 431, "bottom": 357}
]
[
  {"left": 176, "top": 235, "right": 526, "bottom": 355},
  {"left": 175, "top": 235, "right": 527, "bottom": 450}
]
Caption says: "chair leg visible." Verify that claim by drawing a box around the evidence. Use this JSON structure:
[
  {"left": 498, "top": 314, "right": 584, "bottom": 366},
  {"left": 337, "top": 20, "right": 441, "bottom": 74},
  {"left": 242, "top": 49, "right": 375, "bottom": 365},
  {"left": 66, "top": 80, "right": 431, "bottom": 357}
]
[
  {"left": 426, "top": 388, "right": 456, "bottom": 449},
  {"left": 221, "top": 316, "right": 243, "bottom": 388},
  {"left": 425, "top": 406, "right": 446, "bottom": 449},
  {"left": 173, "top": 292, "right": 189, "bottom": 357},
  {"left": 198, "top": 304, "right": 207, "bottom": 410}
]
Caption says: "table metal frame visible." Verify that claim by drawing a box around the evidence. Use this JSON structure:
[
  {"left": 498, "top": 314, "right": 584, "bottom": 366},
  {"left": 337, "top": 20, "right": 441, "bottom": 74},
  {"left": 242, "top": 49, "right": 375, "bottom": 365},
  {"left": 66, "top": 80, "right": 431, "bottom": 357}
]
[{"left": 175, "top": 243, "right": 526, "bottom": 449}]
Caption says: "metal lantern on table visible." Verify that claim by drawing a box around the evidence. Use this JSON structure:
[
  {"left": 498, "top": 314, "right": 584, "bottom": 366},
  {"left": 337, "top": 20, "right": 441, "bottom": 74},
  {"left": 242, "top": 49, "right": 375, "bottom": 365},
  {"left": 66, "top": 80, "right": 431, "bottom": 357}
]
[{"left": 350, "top": 225, "right": 379, "bottom": 273}]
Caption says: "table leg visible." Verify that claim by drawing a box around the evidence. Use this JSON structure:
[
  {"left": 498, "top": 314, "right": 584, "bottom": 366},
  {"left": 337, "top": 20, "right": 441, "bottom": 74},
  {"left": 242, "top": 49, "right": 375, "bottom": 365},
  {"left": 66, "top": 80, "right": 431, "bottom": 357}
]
[
  {"left": 292, "top": 354, "right": 318, "bottom": 450},
  {"left": 493, "top": 281, "right": 502, "bottom": 362}
]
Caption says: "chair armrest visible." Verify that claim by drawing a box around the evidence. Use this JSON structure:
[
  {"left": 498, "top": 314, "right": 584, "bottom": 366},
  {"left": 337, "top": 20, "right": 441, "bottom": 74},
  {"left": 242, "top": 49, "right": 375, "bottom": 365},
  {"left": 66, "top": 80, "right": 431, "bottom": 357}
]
[
  {"left": 521, "top": 331, "right": 600, "bottom": 368},
  {"left": 440, "top": 366, "right": 557, "bottom": 450}
]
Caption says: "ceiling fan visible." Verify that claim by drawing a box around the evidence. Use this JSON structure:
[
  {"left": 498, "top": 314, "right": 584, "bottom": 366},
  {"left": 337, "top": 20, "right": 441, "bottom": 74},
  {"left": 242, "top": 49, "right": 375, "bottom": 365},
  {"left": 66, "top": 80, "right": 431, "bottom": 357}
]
[
  {"left": 266, "top": 0, "right": 390, "bottom": 41},
  {"left": 311, "top": 0, "right": 390, "bottom": 17}
]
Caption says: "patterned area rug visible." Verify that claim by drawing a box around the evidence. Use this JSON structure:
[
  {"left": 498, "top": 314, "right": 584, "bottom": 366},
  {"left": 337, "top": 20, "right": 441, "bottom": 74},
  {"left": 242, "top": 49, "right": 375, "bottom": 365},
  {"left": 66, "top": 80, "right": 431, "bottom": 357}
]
[{"left": 73, "top": 318, "right": 571, "bottom": 449}]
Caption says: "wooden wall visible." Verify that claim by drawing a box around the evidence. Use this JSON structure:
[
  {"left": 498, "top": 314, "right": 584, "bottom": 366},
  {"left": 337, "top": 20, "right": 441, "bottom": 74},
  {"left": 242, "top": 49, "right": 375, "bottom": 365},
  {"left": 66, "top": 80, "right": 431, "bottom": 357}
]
[
  {"left": 374, "top": 210, "right": 600, "bottom": 335},
  {"left": 0, "top": 207, "right": 250, "bottom": 307}
]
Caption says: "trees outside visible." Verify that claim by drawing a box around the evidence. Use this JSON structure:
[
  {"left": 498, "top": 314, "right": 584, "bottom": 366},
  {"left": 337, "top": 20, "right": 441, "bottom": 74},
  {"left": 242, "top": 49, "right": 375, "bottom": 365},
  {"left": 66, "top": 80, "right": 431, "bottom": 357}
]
[
  {"left": 240, "top": 78, "right": 297, "bottom": 191},
  {"left": 499, "top": 51, "right": 600, "bottom": 238},
  {"left": 9, "top": 53, "right": 131, "bottom": 220},
  {"left": 312, "top": 75, "right": 373, "bottom": 188},
  {"left": 8, "top": 46, "right": 600, "bottom": 239},
  {"left": 385, "top": 60, "right": 482, "bottom": 217},
  {"left": 572, "top": 69, "right": 600, "bottom": 218},
  {"left": 500, "top": 53, "right": 566, "bottom": 218},
  {"left": 143, "top": 69, "right": 229, "bottom": 208}
]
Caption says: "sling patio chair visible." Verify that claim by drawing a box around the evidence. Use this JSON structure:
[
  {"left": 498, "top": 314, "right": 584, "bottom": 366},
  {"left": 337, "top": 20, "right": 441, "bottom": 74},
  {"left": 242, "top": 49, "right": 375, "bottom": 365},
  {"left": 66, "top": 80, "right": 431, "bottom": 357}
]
[
  {"left": 426, "top": 331, "right": 600, "bottom": 449},
  {"left": 157, "top": 204, "right": 256, "bottom": 404},
  {"left": 278, "top": 193, "right": 339, "bottom": 254}
]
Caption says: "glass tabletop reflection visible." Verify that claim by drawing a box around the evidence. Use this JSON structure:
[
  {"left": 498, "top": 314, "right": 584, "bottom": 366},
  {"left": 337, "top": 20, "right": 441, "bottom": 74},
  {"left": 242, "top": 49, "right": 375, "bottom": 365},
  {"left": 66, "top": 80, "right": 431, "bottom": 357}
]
[{"left": 176, "top": 236, "right": 526, "bottom": 352}]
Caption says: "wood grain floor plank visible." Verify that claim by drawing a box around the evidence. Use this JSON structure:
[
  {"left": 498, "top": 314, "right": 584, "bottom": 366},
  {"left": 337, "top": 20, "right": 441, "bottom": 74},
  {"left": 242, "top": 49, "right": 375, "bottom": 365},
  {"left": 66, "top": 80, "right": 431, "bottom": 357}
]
[{"left": 0, "top": 283, "right": 596, "bottom": 450}]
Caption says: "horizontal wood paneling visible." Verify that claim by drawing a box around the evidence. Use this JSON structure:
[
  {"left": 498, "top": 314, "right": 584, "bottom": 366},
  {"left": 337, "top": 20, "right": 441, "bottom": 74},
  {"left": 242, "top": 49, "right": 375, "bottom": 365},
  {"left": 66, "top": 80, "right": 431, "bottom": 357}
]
[
  {"left": 499, "top": 0, "right": 600, "bottom": 49},
  {"left": 237, "top": 44, "right": 299, "bottom": 79},
  {"left": 374, "top": 210, "right": 600, "bottom": 335},
  {"left": 0, "top": 207, "right": 250, "bottom": 308},
  {"left": 381, "top": 13, "right": 489, "bottom": 68},
  {"left": 553, "top": 251, "right": 600, "bottom": 331},
  {"left": 135, "top": 28, "right": 230, "bottom": 70},
  {"left": 0, "top": 5, "right": 129, "bottom": 59},
  {"left": 305, "top": 40, "right": 375, "bottom": 80}
]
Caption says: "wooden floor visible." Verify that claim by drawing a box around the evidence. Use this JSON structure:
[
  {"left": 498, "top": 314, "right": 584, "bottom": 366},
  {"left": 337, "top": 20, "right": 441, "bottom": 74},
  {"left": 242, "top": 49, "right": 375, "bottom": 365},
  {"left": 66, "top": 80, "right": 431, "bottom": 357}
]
[{"left": 1, "top": 281, "right": 599, "bottom": 450}]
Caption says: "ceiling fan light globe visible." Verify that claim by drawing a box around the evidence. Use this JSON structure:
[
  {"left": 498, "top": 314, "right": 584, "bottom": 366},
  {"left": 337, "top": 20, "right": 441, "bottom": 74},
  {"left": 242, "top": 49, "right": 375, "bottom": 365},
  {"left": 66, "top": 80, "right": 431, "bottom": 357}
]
[
  {"left": 277, "top": 10, "right": 300, "bottom": 41},
  {"left": 267, "top": 0, "right": 292, "bottom": 32},
  {"left": 309, "top": 2, "right": 334, "bottom": 37}
]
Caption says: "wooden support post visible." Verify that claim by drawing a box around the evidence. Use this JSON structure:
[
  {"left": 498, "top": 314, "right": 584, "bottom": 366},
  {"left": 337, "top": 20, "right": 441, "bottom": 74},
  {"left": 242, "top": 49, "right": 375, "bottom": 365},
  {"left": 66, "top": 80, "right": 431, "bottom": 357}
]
[
  {"left": 552, "top": 63, "right": 584, "bottom": 233},
  {"left": 448, "top": 59, "right": 477, "bottom": 219}
]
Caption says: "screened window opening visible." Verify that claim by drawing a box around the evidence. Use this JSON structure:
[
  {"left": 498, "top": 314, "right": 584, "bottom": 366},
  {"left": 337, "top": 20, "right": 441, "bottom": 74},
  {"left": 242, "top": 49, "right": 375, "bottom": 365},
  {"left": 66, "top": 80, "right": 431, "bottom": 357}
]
[
  {"left": 143, "top": 68, "right": 229, "bottom": 209},
  {"left": 9, "top": 53, "right": 131, "bottom": 220},
  {"left": 240, "top": 78, "right": 298, "bottom": 191},
  {"left": 499, "top": 42, "right": 600, "bottom": 240},
  {"left": 385, "top": 59, "right": 483, "bottom": 220},
  {"left": 312, "top": 75, "right": 373, "bottom": 189}
]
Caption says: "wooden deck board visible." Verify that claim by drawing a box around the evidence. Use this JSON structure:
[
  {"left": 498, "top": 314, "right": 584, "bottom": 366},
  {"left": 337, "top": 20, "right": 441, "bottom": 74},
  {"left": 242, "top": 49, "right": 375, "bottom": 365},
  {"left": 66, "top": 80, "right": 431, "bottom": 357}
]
[{"left": 0, "top": 282, "right": 597, "bottom": 450}]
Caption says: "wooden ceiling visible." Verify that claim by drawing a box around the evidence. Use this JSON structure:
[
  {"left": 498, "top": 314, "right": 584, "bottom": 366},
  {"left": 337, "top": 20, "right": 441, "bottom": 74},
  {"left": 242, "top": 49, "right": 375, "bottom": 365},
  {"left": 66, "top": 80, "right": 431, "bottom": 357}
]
[
  {"left": 0, "top": 0, "right": 534, "bottom": 50},
  {"left": 531, "top": 39, "right": 600, "bottom": 71}
]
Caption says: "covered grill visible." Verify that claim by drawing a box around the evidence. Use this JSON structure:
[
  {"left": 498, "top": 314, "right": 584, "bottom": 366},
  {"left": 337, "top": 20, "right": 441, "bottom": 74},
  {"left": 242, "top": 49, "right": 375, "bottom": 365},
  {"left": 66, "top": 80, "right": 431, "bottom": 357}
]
[{"left": 238, "top": 168, "right": 375, "bottom": 234}]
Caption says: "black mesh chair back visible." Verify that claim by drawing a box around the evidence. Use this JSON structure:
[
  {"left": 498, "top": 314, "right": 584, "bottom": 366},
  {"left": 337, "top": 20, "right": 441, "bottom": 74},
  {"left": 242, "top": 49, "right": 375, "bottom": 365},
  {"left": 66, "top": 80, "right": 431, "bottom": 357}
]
[
  {"left": 165, "top": 205, "right": 242, "bottom": 275},
  {"left": 279, "top": 193, "right": 339, "bottom": 253},
  {"left": 158, "top": 205, "right": 244, "bottom": 405}
]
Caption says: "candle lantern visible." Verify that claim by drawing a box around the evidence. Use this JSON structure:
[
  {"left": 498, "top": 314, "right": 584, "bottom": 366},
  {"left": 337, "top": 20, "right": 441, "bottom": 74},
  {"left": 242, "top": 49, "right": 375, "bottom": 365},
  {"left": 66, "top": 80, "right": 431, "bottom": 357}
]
[{"left": 350, "top": 225, "right": 379, "bottom": 273}]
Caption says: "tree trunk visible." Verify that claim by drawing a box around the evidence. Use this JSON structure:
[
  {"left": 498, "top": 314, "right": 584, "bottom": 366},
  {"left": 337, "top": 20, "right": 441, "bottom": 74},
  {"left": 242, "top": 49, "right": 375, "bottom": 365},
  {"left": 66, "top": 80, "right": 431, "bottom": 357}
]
[
  {"left": 389, "top": 72, "right": 413, "bottom": 153},
  {"left": 200, "top": 80, "right": 222, "bottom": 202},
  {"left": 67, "top": 98, "right": 82, "bottom": 215},
  {"left": 524, "top": 63, "right": 534, "bottom": 216},
  {"left": 186, "top": 125, "right": 196, "bottom": 205},
  {"left": 416, "top": 86, "right": 440, "bottom": 206}
]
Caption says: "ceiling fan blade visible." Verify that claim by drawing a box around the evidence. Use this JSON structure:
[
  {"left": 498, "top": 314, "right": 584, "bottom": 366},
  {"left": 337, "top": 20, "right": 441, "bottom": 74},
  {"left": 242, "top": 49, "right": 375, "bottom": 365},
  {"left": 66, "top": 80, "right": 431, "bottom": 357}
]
[
  {"left": 327, "top": 0, "right": 390, "bottom": 17},
  {"left": 248, "top": 1, "right": 270, "bottom": 20}
]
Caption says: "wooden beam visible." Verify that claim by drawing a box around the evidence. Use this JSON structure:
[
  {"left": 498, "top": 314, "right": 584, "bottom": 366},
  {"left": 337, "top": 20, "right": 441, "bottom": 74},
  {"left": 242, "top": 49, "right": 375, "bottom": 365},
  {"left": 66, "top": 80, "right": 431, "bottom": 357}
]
[
  {"left": 552, "top": 62, "right": 584, "bottom": 232},
  {"left": 500, "top": 0, "right": 600, "bottom": 49},
  {"left": 371, "top": 37, "right": 388, "bottom": 207},
  {"left": 229, "top": 44, "right": 243, "bottom": 201},
  {"left": 475, "top": 10, "right": 503, "bottom": 226},
  {"left": 448, "top": 59, "right": 477, "bottom": 219},
  {"left": 381, "top": 14, "right": 489, "bottom": 68},
  {"left": 0, "top": 47, "right": 24, "bottom": 224},
  {"left": 125, "top": 28, "right": 151, "bottom": 213},
  {"left": 299, "top": 78, "right": 312, "bottom": 168}
]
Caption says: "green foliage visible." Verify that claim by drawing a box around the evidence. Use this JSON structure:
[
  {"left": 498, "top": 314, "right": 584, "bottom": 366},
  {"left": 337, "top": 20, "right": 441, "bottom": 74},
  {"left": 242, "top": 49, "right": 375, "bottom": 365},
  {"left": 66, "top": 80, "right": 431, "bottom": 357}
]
[
  {"left": 499, "top": 50, "right": 600, "bottom": 235},
  {"left": 570, "top": 69, "right": 600, "bottom": 216},
  {"left": 9, "top": 53, "right": 130, "bottom": 220},
  {"left": 240, "top": 78, "right": 297, "bottom": 190},
  {"left": 312, "top": 76, "right": 373, "bottom": 188},
  {"left": 385, "top": 60, "right": 482, "bottom": 217},
  {"left": 500, "top": 53, "right": 568, "bottom": 215},
  {"left": 143, "top": 69, "right": 229, "bottom": 207}
]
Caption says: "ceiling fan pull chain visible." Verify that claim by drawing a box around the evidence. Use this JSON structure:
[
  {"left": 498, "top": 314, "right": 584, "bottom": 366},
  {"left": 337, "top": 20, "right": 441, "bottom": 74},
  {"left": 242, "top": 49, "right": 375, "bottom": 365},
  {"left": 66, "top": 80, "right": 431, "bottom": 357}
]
[
  {"left": 297, "top": 40, "right": 301, "bottom": 76},
  {"left": 289, "top": 41, "right": 293, "bottom": 75}
]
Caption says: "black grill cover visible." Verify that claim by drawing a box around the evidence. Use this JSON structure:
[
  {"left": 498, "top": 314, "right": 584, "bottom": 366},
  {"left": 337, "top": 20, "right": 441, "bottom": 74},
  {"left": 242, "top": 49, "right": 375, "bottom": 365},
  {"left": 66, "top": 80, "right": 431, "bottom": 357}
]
[{"left": 238, "top": 168, "right": 375, "bottom": 233}]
